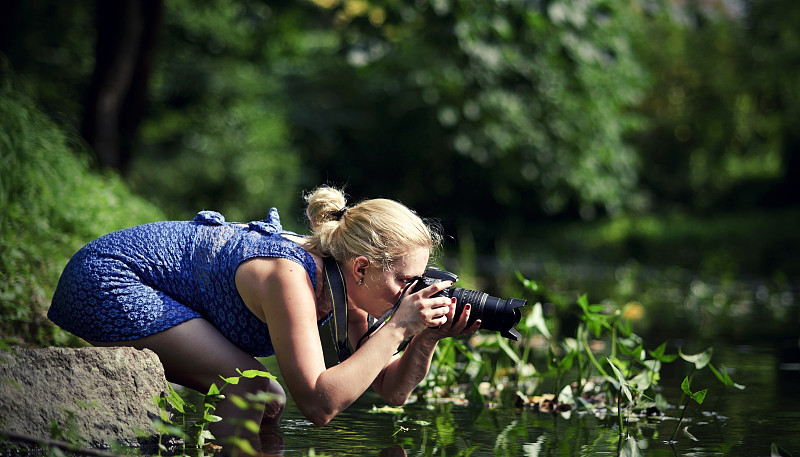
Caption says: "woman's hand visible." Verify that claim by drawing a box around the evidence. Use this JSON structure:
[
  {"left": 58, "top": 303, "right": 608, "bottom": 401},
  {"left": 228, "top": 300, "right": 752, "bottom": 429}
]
[
  {"left": 390, "top": 281, "right": 481, "bottom": 340},
  {"left": 421, "top": 295, "right": 482, "bottom": 341},
  {"left": 386, "top": 280, "right": 450, "bottom": 338}
]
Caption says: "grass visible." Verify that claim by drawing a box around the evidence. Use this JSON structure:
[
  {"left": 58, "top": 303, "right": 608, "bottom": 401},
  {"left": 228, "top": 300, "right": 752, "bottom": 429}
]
[{"left": 0, "top": 72, "right": 165, "bottom": 347}]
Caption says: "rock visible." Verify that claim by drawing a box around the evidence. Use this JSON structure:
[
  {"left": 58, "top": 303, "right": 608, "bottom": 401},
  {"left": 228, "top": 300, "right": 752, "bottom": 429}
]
[{"left": 0, "top": 346, "right": 170, "bottom": 448}]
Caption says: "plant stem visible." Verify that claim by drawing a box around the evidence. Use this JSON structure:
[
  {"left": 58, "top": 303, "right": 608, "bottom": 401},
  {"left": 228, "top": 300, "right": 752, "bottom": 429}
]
[{"left": 669, "top": 397, "right": 691, "bottom": 442}]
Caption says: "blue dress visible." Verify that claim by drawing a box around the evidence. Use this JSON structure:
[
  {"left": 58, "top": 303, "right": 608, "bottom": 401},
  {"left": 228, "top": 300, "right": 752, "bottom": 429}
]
[{"left": 48, "top": 209, "right": 318, "bottom": 357}]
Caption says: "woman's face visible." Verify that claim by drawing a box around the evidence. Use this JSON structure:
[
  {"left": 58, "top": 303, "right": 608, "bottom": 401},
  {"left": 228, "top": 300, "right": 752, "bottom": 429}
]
[{"left": 350, "top": 247, "right": 430, "bottom": 318}]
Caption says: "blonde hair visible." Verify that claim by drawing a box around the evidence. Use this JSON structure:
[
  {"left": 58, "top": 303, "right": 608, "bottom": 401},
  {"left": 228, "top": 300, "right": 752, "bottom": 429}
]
[{"left": 304, "top": 186, "right": 441, "bottom": 269}]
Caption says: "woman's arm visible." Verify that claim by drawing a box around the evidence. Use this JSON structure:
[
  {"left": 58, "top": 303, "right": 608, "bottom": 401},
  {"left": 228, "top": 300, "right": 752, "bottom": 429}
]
[
  {"left": 365, "top": 299, "right": 481, "bottom": 405},
  {"left": 236, "top": 257, "right": 431, "bottom": 426}
]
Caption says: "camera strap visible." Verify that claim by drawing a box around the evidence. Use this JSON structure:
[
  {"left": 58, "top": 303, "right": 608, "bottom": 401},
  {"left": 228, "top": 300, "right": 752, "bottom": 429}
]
[
  {"left": 323, "top": 256, "right": 352, "bottom": 363},
  {"left": 355, "top": 280, "right": 416, "bottom": 351}
]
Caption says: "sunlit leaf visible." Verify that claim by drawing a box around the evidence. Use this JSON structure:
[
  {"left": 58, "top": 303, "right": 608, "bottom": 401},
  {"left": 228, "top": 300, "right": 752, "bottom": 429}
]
[
  {"left": 619, "top": 435, "right": 645, "bottom": 457},
  {"left": 679, "top": 347, "right": 713, "bottom": 369},
  {"left": 242, "top": 419, "right": 260, "bottom": 434},
  {"left": 681, "top": 376, "right": 693, "bottom": 396},
  {"left": 228, "top": 394, "right": 250, "bottom": 410},
  {"left": 631, "top": 370, "right": 652, "bottom": 392},
  {"left": 369, "top": 405, "right": 404, "bottom": 414},
  {"left": 558, "top": 384, "right": 574, "bottom": 405},
  {"left": 220, "top": 375, "right": 240, "bottom": 385},
  {"left": 526, "top": 302, "right": 551, "bottom": 339},
  {"left": 691, "top": 388, "right": 708, "bottom": 404},
  {"left": 608, "top": 357, "right": 633, "bottom": 404},
  {"left": 229, "top": 436, "right": 257, "bottom": 455},
  {"left": 237, "top": 368, "right": 275, "bottom": 379}
]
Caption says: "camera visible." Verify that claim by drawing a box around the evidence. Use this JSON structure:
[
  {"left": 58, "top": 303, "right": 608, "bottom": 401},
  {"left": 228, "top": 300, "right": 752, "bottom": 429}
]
[{"left": 412, "top": 268, "right": 527, "bottom": 341}]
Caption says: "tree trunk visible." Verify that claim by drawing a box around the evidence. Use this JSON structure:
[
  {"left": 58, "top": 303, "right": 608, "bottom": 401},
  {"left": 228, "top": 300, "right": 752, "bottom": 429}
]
[{"left": 82, "top": 0, "right": 162, "bottom": 174}]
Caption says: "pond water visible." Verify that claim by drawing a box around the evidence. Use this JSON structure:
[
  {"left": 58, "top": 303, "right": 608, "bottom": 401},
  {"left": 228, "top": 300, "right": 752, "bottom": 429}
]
[{"left": 263, "top": 344, "right": 800, "bottom": 456}]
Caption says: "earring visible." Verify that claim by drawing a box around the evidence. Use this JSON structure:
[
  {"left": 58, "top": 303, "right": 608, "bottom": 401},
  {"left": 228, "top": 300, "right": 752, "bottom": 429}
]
[{"left": 357, "top": 278, "right": 364, "bottom": 286}]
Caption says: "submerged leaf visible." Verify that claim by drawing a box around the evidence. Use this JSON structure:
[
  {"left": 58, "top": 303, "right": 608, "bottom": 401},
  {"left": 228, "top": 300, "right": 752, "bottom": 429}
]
[{"left": 682, "top": 426, "right": 699, "bottom": 442}]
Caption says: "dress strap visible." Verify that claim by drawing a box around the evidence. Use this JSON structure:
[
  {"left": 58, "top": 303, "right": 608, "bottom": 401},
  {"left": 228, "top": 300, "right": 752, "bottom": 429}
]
[
  {"left": 193, "top": 210, "right": 226, "bottom": 225},
  {"left": 247, "top": 207, "right": 283, "bottom": 235}
]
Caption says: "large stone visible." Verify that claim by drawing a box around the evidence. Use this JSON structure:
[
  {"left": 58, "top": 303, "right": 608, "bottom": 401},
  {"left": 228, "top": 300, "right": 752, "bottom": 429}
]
[{"left": 0, "top": 346, "right": 170, "bottom": 447}]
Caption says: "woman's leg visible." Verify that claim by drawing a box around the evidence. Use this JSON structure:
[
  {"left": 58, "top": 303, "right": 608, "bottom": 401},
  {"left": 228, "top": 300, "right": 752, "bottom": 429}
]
[{"left": 91, "top": 318, "right": 286, "bottom": 440}]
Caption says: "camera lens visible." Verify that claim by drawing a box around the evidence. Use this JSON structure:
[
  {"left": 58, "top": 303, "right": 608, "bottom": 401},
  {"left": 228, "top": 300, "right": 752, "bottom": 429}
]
[{"left": 450, "top": 288, "right": 526, "bottom": 341}]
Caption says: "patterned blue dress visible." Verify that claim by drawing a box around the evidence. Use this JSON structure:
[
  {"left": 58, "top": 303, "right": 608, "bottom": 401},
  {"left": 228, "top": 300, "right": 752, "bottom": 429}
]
[{"left": 48, "top": 209, "right": 318, "bottom": 357}]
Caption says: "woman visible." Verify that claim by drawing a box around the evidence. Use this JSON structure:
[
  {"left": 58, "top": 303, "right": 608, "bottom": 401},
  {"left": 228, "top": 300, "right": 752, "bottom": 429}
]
[{"left": 48, "top": 186, "right": 480, "bottom": 439}]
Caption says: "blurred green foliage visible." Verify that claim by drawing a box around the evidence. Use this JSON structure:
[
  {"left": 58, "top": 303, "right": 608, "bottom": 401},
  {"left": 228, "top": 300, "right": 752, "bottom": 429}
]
[
  {"left": 0, "top": 75, "right": 165, "bottom": 346},
  {"left": 3, "top": 0, "right": 798, "bottom": 235},
  {"left": 2, "top": 0, "right": 799, "bottom": 345},
  {"left": 129, "top": 0, "right": 302, "bottom": 222}
]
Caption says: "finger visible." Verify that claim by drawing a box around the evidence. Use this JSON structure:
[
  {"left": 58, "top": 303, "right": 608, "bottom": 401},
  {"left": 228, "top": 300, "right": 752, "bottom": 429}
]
[
  {"left": 420, "top": 280, "right": 453, "bottom": 298},
  {"left": 432, "top": 297, "right": 456, "bottom": 311},
  {"left": 466, "top": 319, "right": 482, "bottom": 334}
]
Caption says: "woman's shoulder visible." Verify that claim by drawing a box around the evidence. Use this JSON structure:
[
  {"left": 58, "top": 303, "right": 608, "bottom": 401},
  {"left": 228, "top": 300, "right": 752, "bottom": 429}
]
[{"left": 237, "top": 237, "right": 324, "bottom": 295}]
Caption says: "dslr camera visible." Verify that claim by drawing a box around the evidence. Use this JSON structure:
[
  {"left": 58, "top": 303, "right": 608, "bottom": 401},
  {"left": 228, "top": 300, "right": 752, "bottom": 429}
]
[{"left": 412, "top": 268, "right": 526, "bottom": 341}]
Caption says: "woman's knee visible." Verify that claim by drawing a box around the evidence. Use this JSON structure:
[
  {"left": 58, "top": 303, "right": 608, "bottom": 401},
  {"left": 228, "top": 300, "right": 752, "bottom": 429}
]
[{"left": 262, "top": 379, "right": 286, "bottom": 424}]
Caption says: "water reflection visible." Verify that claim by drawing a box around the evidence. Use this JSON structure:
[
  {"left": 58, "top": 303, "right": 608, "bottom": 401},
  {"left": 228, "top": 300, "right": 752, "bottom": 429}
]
[{"left": 262, "top": 346, "right": 799, "bottom": 457}]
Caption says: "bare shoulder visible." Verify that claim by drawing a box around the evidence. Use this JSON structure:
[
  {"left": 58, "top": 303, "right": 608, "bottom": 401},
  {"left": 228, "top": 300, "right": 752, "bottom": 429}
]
[{"left": 235, "top": 257, "right": 317, "bottom": 322}]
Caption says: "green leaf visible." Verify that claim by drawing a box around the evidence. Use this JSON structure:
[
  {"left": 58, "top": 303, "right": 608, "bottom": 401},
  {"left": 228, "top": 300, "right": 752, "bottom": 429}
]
[
  {"left": 516, "top": 271, "right": 539, "bottom": 292},
  {"left": 497, "top": 335, "right": 522, "bottom": 365},
  {"left": 228, "top": 436, "right": 257, "bottom": 455},
  {"left": 618, "top": 341, "right": 643, "bottom": 358},
  {"left": 631, "top": 370, "right": 652, "bottom": 392},
  {"left": 681, "top": 376, "right": 693, "bottom": 396},
  {"left": 608, "top": 358, "right": 633, "bottom": 404},
  {"left": 242, "top": 419, "right": 260, "bottom": 434},
  {"left": 691, "top": 388, "right": 708, "bottom": 405},
  {"left": 220, "top": 375, "right": 240, "bottom": 385},
  {"left": 237, "top": 368, "right": 275, "bottom": 379},
  {"left": 679, "top": 347, "right": 713, "bottom": 369},
  {"left": 648, "top": 342, "right": 679, "bottom": 363},
  {"left": 229, "top": 394, "right": 250, "bottom": 410},
  {"left": 525, "top": 302, "right": 551, "bottom": 339},
  {"left": 709, "top": 364, "right": 746, "bottom": 390},
  {"left": 620, "top": 435, "right": 645, "bottom": 457}
]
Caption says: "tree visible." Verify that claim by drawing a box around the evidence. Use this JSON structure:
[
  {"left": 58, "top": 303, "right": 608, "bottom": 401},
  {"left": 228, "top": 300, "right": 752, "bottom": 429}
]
[{"left": 82, "top": 0, "right": 163, "bottom": 174}]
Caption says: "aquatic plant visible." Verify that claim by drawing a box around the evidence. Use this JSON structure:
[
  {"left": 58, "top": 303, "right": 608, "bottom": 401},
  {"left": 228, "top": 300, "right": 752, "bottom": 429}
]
[
  {"left": 152, "top": 368, "right": 276, "bottom": 457},
  {"left": 424, "top": 270, "right": 747, "bottom": 446}
]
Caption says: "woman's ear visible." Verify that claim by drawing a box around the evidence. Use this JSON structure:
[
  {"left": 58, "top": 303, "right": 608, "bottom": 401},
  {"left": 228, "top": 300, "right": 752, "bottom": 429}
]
[{"left": 352, "top": 256, "right": 370, "bottom": 280}]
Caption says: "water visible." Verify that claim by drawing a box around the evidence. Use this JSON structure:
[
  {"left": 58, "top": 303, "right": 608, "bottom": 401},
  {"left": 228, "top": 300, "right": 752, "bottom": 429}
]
[{"left": 263, "top": 344, "right": 800, "bottom": 456}]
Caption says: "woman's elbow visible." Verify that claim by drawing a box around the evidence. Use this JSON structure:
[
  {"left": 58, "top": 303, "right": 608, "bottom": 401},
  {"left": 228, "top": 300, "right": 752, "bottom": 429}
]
[
  {"left": 384, "top": 392, "right": 410, "bottom": 407},
  {"left": 300, "top": 404, "right": 337, "bottom": 426},
  {"left": 308, "top": 414, "right": 333, "bottom": 427}
]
